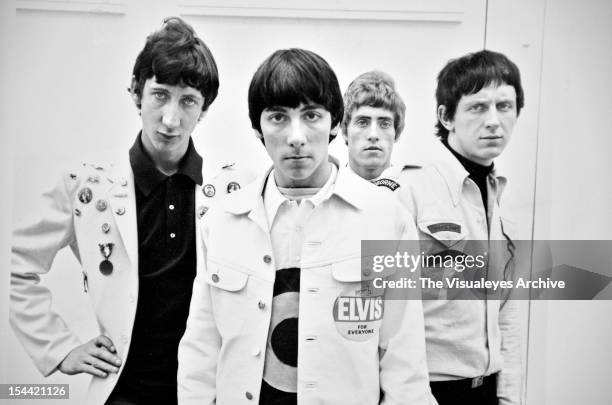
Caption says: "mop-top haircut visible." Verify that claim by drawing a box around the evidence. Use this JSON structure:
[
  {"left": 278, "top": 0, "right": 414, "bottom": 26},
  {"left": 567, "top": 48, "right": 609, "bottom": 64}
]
[
  {"left": 435, "top": 49, "right": 524, "bottom": 139},
  {"left": 248, "top": 48, "right": 344, "bottom": 143},
  {"left": 131, "top": 16, "right": 219, "bottom": 111}
]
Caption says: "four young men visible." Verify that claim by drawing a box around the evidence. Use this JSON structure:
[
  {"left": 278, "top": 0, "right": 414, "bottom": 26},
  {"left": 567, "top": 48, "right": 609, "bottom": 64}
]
[{"left": 10, "top": 16, "right": 525, "bottom": 405}]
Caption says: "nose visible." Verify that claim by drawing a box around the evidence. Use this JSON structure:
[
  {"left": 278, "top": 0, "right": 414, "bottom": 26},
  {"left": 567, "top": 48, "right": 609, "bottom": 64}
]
[
  {"left": 162, "top": 102, "right": 180, "bottom": 129},
  {"left": 367, "top": 124, "right": 380, "bottom": 142},
  {"left": 287, "top": 120, "right": 306, "bottom": 148},
  {"left": 484, "top": 106, "right": 500, "bottom": 130}
]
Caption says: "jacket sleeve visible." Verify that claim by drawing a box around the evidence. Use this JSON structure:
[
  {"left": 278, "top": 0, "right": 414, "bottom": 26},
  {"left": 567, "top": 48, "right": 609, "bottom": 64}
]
[
  {"left": 497, "top": 299, "right": 524, "bottom": 405},
  {"left": 379, "top": 216, "right": 437, "bottom": 405},
  {"left": 10, "top": 171, "right": 83, "bottom": 377},
  {"left": 177, "top": 219, "right": 221, "bottom": 405}
]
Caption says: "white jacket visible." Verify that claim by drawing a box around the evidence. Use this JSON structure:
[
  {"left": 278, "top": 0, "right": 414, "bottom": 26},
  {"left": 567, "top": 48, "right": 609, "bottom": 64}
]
[
  {"left": 10, "top": 155, "right": 254, "bottom": 405},
  {"left": 178, "top": 163, "right": 433, "bottom": 405}
]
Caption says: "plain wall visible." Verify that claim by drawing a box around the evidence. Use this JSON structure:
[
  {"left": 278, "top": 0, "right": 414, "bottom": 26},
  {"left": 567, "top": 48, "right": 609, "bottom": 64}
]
[
  {"left": 527, "top": 0, "right": 612, "bottom": 404},
  {"left": 1, "top": 0, "right": 610, "bottom": 404}
]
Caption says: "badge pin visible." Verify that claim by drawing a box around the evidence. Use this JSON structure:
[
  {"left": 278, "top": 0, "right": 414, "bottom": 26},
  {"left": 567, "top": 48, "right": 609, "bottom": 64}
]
[
  {"left": 203, "top": 184, "right": 216, "bottom": 198},
  {"left": 74, "top": 208, "right": 81, "bottom": 217},
  {"left": 87, "top": 175, "right": 100, "bottom": 184},
  {"left": 115, "top": 207, "right": 125, "bottom": 215},
  {"left": 197, "top": 206, "right": 209, "bottom": 218},
  {"left": 227, "top": 181, "right": 241, "bottom": 193},
  {"left": 98, "top": 243, "right": 114, "bottom": 276},
  {"left": 101, "top": 223, "right": 111, "bottom": 233},
  {"left": 78, "top": 187, "right": 93, "bottom": 204},
  {"left": 95, "top": 199, "right": 108, "bottom": 212}
]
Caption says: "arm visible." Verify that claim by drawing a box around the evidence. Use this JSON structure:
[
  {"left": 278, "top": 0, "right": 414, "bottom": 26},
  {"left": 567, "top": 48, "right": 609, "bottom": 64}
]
[
  {"left": 497, "top": 299, "right": 523, "bottom": 405},
  {"left": 10, "top": 171, "right": 84, "bottom": 376},
  {"left": 379, "top": 215, "right": 437, "bottom": 405},
  {"left": 177, "top": 220, "right": 221, "bottom": 405}
]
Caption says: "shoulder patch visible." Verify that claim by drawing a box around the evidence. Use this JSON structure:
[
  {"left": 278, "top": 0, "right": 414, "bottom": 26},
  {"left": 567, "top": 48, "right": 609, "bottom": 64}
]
[{"left": 373, "top": 178, "right": 400, "bottom": 191}]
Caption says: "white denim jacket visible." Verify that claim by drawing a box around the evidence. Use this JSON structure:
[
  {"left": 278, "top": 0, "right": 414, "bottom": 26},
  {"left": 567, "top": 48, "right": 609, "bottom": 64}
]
[{"left": 178, "top": 161, "right": 433, "bottom": 405}]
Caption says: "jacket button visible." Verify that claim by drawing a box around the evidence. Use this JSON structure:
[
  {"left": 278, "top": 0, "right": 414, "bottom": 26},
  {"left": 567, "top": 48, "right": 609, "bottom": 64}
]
[
  {"left": 263, "top": 255, "right": 272, "bottom": 264},
  {"left": 258, "top": 301, "right": 266, "bottom": 309},
  {"left": 252, "top": 348, "right": 261, "bottom": 357},
  {"left": 245, "top": 391, "right": 253, "bottom": 400},
  {"left": 211, "top": 274, "right": 220, "bottom": 283}
]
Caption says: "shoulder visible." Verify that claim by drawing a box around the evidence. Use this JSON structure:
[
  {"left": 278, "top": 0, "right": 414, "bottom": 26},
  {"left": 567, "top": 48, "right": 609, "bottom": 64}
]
[{"left": 202, "top": 161, "right": 257, "bottom": 197}]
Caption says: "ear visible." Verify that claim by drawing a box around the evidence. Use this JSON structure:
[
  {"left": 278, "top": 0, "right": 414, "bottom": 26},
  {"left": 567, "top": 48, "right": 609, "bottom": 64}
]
[
  {"left": 331, "top": 123, "right": 340, "bottom": 137},
  {"left": 130, "top": 76, "right": 141, "bottom": 109},
  {"left": 341, "top": 127, "right": 349, "bottom": 145},
  {"left": 254, "top": 129, "right": 264, "bottom": 140},
  {"left": 437, "top": 105, "right": 454, "bottom": 132}
]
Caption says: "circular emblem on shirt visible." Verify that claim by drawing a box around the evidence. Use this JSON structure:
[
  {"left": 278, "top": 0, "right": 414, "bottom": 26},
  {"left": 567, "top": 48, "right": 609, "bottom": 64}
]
[
  {"left": 332, "top": 285, "right": 383, "bottom": 342},
  {"left": 262, "top": 268, "right": 299, "bottom": 397},
  {"left": 203, "top": 184, "right": 216, "bottom": 198}
]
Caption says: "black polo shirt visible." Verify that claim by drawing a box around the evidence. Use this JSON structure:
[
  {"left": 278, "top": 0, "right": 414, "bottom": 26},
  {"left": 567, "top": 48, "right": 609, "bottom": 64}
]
[{"left": 108, "top": 134, "right": 202, "bottom": 405}]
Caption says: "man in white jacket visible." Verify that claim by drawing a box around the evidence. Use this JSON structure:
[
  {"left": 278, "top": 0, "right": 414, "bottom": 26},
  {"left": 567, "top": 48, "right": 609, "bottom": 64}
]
[
  {"left": 10, "top": 17, "right": 252, "bottom": 405},
  {"left": 178, "top": 48, "right": 433, "bottom": 405}
]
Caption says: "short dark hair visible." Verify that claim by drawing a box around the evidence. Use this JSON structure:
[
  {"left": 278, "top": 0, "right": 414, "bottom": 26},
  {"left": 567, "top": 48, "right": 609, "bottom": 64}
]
[
  {"left": 342, "top": 70, "right": 406, "bottom": 141},
  {"left": 435, "top": 49, "right": 524, "bottom": 139},
  {"left": 131, "top": 17, "right": 219, "bottom": 111},
  {"left": 248, "top": 48, "right": 344, "bottom": 143}
]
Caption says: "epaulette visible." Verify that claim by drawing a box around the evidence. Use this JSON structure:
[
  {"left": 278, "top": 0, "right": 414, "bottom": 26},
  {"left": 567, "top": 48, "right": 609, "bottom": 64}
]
[{"left": 401, "top": 164, "right": 422, "bottom": 170}]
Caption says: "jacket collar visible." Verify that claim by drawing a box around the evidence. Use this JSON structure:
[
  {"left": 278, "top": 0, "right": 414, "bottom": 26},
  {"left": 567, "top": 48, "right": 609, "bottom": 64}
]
[
  {"left": 224, "top": 155, "right": 367, "bottom": 219},
  {"left": 433, "top": 141, "right": 508, "bottom": 206}
]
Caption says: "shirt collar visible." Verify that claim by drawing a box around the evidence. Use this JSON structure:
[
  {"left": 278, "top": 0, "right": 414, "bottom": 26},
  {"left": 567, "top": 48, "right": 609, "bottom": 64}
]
[
  {"left": 263, "top": 162, "right": 338, "bottom": 227},
  {"left": 433, "top": 140, "right": 507, "bottom": 206},
  {"left": 129, "top": 133, "right": 203, "bottom": 196}
]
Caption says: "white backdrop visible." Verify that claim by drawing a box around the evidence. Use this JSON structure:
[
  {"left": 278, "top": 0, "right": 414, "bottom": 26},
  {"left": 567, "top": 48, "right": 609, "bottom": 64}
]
[{"left": 2, "top": 0, "right": 610, "bottom": 404}]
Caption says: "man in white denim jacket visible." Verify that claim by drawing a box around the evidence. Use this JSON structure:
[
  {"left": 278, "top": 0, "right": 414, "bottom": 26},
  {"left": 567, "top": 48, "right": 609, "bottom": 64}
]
[
  {"left": 178, "top": 48, "right": 433, "bottom": 405},
  {"left": 400, "top": 50, "right": 524, "bottom": 405}
]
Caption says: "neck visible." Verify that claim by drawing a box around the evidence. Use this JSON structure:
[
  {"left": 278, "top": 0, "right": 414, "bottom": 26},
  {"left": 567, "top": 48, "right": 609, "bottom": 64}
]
[
  {"left": 447, "top": 137, "right": 493, "bottom": 167},
  {"left": 350, "top": 161, "right": 389, "bottom": 181},
  {"left": 276, "top": 160, "right": 332, "bottom": 188},
  {"left": 141, "top": 135, "right": 188, "bottom": 176}
]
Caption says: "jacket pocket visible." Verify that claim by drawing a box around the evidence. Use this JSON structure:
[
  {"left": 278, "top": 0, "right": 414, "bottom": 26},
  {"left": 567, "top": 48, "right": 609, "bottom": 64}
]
[
  {"left": 205, "top": 260, "right": 250, "bottom": 336},
  {"left": 330, "top": 257, "right": 384, "bottom": 342}
]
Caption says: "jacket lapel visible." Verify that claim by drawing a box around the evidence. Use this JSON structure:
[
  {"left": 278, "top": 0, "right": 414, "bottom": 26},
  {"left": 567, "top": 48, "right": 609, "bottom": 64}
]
[{"left": 107, "top": 159, "right": 138, "bottom": 268}]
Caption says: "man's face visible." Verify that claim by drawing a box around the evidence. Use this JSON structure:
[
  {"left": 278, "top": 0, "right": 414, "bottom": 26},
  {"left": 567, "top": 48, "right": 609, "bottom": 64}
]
[
  {"left": 138, "top": 76, "right": 205, "bottom": 161},
  {"left": 344, "top": 106, "right": 396, "bottom": 179},
  {"left": 443, "top": 83, "right": 518, "bottom": 166},
  {"left": 258, "top": 103, "right": 335, "bottom": 188}
]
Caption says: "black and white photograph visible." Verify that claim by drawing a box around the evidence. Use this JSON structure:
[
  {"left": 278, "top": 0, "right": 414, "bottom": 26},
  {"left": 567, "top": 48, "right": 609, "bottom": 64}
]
[{"left": 0, "top": 0, "right": 611, "bottom": 404}]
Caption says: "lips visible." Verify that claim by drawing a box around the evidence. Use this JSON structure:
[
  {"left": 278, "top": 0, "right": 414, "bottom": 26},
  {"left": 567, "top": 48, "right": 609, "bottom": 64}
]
[
  {"left": 157, "top": 131, "right": 180, "bottom": 141},
  {"left": 364, "top": 146, "right": 382, "bottom": 152}
]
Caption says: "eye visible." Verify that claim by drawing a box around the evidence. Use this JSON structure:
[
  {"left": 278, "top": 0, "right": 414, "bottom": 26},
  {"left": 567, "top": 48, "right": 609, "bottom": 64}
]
[
  {"left": 354, "top": 118, "right": 369, "bottom": 128},
  {"left": 304, "top": 111, "right": 322, "bottom": 122},
  {"left": 152, "top": 91, "right": 168, "bottom": 101},
  {"left": 469, "top": 103, "right": 487, "bottom": 113},
  {"left": 268, "top": 113, "right": 286, "bottom": 124},
  {"left": 182, "top": 97, "right": 198, "bottom": 107},
  {"left": 379, "top": 119, "right": 393, "bottom": 129},
  {"left": 497, "top": 102, "right": 514, "bottom": 112}
]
